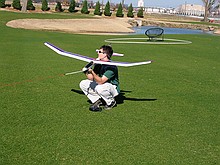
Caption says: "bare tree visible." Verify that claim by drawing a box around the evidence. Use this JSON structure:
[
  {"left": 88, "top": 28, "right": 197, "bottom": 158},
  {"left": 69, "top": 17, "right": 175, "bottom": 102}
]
[
  {"left": 21, "top": 0, "right": 27, "bottom": 12},
  {"left": 202, "top": 0, "right": 219, "bottom": 22}
]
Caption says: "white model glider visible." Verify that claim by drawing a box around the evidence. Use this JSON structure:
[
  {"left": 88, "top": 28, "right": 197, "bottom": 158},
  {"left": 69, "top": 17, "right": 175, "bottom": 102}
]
[{"left": 44, "top": 42, "right": 152, "bottom": 67}]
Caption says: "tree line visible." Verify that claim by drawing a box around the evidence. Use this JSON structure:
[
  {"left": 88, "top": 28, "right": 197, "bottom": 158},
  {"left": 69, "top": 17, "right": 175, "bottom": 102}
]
[
  {"left": 0, "top": 0, "right": 145, "bottom": 18},
  {"left": 0, "top": 0, "right": 219, "bottom": 21}
]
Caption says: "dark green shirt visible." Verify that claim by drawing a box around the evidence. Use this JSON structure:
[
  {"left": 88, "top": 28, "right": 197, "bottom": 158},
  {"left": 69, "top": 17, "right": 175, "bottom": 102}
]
[{"left": 94, "top": 64, "right": 120, "bottom": 93}]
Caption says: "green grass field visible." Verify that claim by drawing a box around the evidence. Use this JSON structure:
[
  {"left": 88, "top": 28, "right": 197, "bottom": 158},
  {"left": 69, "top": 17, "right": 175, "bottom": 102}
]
[{"left": 0, "top": 11, "right": 219, "bottom": 164}]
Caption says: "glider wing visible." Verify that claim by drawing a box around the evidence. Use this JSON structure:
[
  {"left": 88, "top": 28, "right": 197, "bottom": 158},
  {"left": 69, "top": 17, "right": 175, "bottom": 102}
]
[
  {"left": 44, "top": 42, "right": 152, "bottom": 67},
  {"left": 44, "top": 42, "right": 93, "bottom": 63},
  {"left": 92, "top": 60, "right": 152, "bottom": 67}
]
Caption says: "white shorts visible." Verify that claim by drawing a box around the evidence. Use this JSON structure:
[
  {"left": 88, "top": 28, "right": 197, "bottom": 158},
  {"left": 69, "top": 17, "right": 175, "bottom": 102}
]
[{"left": 79, "top": 79, "right": 118, "bottom": 105}]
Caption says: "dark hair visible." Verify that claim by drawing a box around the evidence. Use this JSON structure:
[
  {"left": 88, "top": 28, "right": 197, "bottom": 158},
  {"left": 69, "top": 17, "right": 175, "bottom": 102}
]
[{"left": 100, "top": 45, "right": 113, "bottom": 59}]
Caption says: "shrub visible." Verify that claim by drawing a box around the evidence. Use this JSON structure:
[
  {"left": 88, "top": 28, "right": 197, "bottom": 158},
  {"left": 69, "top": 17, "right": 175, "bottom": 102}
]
[
  {"left": 12, "top": 0, "right": 21, "bottom": 10},
  {"left": 127, "top": 3, "right": 134, "bottom": 18},
  {"left": 27, "top": 0, "right": 35, "bottom": 10},
  {"left": 41, "top": 0, "right": 50, "bottom": 11},
  {"left": 68, "top": 0, "right": 75, "bottom": 12},
  {"left": 137, "top": 7, "right": 144, "bottom": 18},
  {"left": 94, "top": 1, "right": 101, "bottom": 15},
  {"left": 81, "top": 0, "right": 89, "bottom": 14},
  {"left": 55, "top": 1, "right": 63, "bottom": 12},
  {"left": 104, "top": 1, "right": 111, "bottom": 16},
  {"left": 116, "top": 2, "right": 123, "bottom": 17},
  {"left": 0, "top": 0, "right": 6, "bottom": 8},
  {"left": 5, "top": 4, "right": 11, "bottom": 7}
]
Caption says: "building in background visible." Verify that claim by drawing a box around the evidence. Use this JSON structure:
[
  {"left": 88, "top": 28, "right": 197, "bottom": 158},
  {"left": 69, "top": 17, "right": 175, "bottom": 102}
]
[
  {"left": 175, "top": 4, "right": 205, "bottom": 16},
  {"left": 142, "top": 3, "right": 205, "bottom": 16},
  {"left": 138, "top": 0, "right": 144, "bottom": 7}
]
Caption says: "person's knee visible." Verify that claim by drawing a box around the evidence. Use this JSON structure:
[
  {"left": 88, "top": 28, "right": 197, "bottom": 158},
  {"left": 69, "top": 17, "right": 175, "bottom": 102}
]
[
  {"left": 95, "top": 85, "right": 104, "bottom": 94},
  {"left": 79, "top": 80, "right": 87, "bottom": 90}
]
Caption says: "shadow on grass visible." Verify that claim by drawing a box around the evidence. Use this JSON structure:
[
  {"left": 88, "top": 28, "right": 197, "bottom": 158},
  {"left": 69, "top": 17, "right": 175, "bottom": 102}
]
[{"left": 71, "top": 89, "right": 157, "bottom": 104}]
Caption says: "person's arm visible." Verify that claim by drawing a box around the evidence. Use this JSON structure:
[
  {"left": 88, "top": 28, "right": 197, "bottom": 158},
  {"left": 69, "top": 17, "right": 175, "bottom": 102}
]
[{"left": 88, "top": 68, "right": 108, "bottom": 84}]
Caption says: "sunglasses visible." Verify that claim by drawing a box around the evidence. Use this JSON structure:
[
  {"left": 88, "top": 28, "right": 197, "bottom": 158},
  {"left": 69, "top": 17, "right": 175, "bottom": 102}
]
[{"left": 97, "top": 50, "right": 106, "bottom": 54}]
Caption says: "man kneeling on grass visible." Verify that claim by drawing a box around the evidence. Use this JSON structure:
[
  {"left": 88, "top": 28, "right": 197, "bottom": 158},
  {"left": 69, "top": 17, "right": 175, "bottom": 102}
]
[{"left": 79, "top": 45, "right": 120, "bottom": 112}]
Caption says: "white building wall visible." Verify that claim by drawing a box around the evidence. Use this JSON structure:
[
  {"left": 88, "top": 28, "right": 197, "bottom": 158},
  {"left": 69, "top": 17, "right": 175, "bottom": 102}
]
[
  {"left": 176, "top": 4, "right": 205, "bottom": 16},
  {"left": 138, "top": 0, "right": 144, "bottom": 7}
]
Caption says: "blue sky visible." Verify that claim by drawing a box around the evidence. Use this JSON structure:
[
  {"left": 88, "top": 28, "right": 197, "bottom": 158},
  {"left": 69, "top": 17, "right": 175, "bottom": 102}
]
[{"left": 109, "top": 0, "right": 204, "bottom": 8}]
